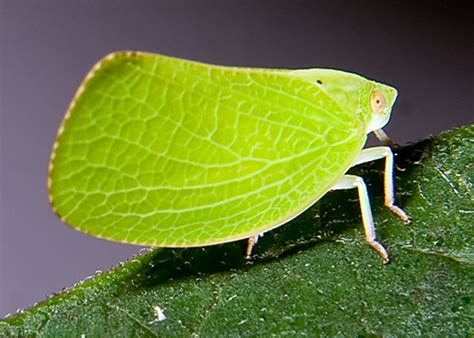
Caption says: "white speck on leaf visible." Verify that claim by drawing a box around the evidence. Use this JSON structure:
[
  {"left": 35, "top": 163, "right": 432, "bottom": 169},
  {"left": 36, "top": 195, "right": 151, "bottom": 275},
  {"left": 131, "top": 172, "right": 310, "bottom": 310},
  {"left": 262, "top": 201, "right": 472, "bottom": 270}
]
[{"left": 149, "top": 305, "right": 166, "bottom": 324}]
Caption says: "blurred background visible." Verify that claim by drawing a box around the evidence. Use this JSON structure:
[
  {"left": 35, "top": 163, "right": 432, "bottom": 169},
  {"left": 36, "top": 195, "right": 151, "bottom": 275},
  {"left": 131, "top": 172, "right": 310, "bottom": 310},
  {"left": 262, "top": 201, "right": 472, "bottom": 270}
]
[{"left": 0, "top": 0, "right": 472, "bottom": 317}]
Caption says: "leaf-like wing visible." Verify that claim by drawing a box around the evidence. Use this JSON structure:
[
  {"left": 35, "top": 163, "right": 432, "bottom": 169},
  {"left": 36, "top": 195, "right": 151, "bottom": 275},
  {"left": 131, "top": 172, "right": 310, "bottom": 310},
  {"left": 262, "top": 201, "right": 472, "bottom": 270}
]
[{"left": 49, "top": 52, "right": 366, "bottom": 246}]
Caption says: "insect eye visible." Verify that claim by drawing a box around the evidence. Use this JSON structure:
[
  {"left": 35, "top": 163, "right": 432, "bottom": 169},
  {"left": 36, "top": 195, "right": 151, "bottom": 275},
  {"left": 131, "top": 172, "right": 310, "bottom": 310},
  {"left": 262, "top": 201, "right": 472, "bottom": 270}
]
[{"left": 371, "top": 92, "right": 387, "bottom": 113}]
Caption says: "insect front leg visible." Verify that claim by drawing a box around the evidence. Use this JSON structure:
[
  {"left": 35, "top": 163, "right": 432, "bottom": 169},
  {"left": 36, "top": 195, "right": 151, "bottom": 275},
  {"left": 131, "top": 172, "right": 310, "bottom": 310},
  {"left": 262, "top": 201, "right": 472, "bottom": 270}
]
[
  {"left": 332, "top": 175, "right": 390, "bottom": 263},
  {"left": 373, "top": 129, "right": 395, "bottom": 147},
  {"left": 352, "top": 147, "right": 410, "bottom": 223}
]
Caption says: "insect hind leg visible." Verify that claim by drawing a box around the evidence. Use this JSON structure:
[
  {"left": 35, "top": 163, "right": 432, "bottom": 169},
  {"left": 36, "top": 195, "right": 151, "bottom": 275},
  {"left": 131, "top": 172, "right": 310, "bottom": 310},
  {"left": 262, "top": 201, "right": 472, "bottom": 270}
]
[
  {"left": 332, "top": 175, "right": 389, "bottom": 263},
  {"left": 246, "top": 233, "right": 263, "bottom": 259}
]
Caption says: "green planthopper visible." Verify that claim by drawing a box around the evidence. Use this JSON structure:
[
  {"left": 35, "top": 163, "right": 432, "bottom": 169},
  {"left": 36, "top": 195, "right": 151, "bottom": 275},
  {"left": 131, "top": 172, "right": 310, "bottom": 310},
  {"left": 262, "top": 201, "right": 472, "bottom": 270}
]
[{"left": 48, "top": 52, "right": 410, "bottom": 263}]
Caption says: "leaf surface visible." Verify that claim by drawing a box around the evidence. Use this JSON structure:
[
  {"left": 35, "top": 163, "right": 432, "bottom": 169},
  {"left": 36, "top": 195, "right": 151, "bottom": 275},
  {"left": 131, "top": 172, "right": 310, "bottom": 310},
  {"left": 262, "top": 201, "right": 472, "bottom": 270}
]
[{"left": 2, "top": 125, "right": 473, "bottom": 336}]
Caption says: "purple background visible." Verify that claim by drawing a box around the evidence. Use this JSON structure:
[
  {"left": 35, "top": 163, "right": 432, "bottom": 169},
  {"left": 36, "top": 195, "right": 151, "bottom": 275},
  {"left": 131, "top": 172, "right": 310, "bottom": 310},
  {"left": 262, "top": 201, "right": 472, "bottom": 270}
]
[{"left": 1, "top": 1, "right": 472, "bottom": 317}]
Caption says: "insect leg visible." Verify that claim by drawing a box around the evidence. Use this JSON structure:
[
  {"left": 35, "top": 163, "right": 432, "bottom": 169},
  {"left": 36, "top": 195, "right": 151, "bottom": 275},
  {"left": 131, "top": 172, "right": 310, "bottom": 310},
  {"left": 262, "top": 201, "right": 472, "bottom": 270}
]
[
  {"left": 245, "top": 233, "right": 263, "bottom": 259},
  {"left": 351, "top": 147, "right": 410, "bottom": 223},
  {"left": 373, "top": 129, "right": 395, "bottom": 147},
  {"left": 332, "top": 175, "right": 389, "bottom": 263}
]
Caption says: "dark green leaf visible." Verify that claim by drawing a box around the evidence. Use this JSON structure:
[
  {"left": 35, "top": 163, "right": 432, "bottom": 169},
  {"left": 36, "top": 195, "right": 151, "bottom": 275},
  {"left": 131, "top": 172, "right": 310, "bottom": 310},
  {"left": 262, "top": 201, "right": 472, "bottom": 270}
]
[{"left": 1, "top": 125, "right": 473, "bottom": 337}]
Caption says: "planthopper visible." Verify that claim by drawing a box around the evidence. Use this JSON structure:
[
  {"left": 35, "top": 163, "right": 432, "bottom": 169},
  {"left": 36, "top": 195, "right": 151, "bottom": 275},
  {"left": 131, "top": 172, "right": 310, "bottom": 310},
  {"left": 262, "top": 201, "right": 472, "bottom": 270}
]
[{"left": 48, "top": 52, "right": 410, "bottom": 263}]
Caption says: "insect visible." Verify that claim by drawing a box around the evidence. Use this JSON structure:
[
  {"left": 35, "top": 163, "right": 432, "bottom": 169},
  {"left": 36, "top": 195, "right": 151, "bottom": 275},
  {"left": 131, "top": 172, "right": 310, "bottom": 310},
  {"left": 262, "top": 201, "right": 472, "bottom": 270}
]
[{"left": 48, "top": 51, "right": 410, "bottom": 263}]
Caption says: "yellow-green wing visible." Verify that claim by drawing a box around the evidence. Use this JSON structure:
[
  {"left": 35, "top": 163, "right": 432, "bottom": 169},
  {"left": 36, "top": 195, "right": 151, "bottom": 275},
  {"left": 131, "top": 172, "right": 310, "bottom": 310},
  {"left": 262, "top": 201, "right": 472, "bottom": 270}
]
[{"left": 48, "top": 52, "right": 367, "bottom": 247}]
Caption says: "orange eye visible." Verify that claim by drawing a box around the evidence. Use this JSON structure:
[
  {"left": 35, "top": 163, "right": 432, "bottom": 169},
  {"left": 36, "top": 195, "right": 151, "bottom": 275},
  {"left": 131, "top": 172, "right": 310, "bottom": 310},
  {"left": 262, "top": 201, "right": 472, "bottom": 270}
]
[{"left": 371, "top": 92, "right": 387, "bottom": 113}]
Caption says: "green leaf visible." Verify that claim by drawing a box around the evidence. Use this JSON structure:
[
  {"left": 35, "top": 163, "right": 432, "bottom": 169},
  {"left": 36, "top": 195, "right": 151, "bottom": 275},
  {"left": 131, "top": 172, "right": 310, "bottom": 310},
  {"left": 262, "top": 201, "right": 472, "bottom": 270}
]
[{"left": 2, "top": 125, "right": 473, "bottom": 336}]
